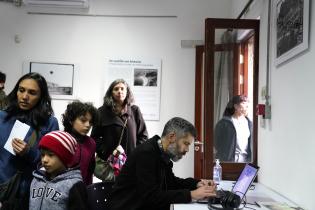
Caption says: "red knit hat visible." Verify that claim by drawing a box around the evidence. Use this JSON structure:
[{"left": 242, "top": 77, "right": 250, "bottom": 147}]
[{"left": 39, "top": 131, "right": 77, "bottom": 167}]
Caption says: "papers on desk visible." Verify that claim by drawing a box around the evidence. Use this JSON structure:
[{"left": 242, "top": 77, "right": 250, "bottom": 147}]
[
  {"left": 4, "top": 120, "right": 30, "bottom": 155},
  {"left": 259, "top": 202, "right": 304, "bottom": 210}
]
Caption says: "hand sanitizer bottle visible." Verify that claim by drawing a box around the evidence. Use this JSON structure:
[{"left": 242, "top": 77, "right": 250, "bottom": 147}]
[{"left": 213, "top": 159, "right": 222, "bottom": 185}]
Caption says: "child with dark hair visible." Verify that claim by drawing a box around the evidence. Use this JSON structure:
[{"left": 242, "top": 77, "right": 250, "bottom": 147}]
[
  {"left": 29, "top": 130, "right": 88, "bottom": 210},
  {"left": 62, "top": 100, "right": 98, "bottom": 185}
]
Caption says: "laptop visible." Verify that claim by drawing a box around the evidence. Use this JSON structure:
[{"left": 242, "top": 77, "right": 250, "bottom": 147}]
[
  {"left": 198, "top": 163, "right": 259, "bottom": 204},
  {"left": 231, "top": 163, "right": 260, "bottom": 200}
]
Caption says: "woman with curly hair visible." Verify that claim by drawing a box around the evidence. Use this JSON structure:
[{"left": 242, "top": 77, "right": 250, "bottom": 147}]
[
  {"left": 91, "top": 79, "right": 148, "bottom": 180},
  {"left": 62, "top": 100, "right": 98, "bottom": 185}
]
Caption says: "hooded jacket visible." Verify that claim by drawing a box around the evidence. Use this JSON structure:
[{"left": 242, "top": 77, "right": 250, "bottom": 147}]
[
  {"left": 29, "top": 168, "right": 87, "bottom": 210},
  {"left": 214, "top": 116, "right": 252, "bottom": 162}
]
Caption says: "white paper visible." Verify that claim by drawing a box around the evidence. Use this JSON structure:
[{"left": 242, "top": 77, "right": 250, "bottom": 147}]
[{"left": 4, "top": 120, "right": 30, "bottom": 155}]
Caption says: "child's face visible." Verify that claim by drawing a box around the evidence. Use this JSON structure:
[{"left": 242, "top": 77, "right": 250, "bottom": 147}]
[
  {"left": 72, "top": 112, "right": 93, "bottom": 136},
  {"left": 41, "top": 149, "right": 66, "bottom": 178}
]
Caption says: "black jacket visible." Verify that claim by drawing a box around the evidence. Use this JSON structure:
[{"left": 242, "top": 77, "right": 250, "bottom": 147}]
[
  {"left": 108, "top": 136, "right": 199, "bottom": 210},
  {"left": 214, "top": 116, "right": 252, "bottom": 162},
  {"left": 91, "top": 104, "right": 148, "bottom": 161}
]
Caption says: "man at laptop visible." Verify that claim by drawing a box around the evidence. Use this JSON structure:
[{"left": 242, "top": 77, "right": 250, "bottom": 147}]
[{"left": 108, "top": 117, "right": 216, "bottom": 210}]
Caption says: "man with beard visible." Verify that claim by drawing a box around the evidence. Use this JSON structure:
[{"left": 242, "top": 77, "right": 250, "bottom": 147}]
[{"left": 108, "top": 117, "right": 216, "bottom": 210}]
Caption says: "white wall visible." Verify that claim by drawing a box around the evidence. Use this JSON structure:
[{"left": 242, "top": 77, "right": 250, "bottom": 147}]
[
  {"left": 3, "top": 0, "right": 313, "bottom": 209},
  {"left": 234, "top": 0, "right": 314, "bottom": 209},
  {"left": 0, "top": 0, "right": 233, "bottom": 178},
  {"left": 230, "top": 0, "right": 249, "bottom": 18}
]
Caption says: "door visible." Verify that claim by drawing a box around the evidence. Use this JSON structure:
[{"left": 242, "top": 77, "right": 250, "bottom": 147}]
[
  {"left": 194, "top": 18, "right": 259, "bottom": 180},
  {"left": 194, "top": 45, "right": 204, "bottom": 179}
]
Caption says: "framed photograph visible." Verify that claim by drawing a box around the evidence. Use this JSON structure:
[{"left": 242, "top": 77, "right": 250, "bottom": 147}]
[
  {"left": 28, "top": 62, "right": 76, "bottom": 100},
  {"left": 272, "top": 0, "right": 309, "bottom": 66}
]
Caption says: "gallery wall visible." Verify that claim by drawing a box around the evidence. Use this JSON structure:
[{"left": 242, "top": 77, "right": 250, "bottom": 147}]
[
  {"left": 232, "top": 0, "right": 314, "bottom": 209},
  {"left": 0, "top": 0, "right": 233, "bottom": 178},
  {"left": 1, "top": 0, "right": 314, "bottom": 208}
]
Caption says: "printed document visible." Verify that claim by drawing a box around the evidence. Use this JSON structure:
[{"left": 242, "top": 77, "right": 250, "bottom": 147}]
[{"left": 4, "top": 120, "right": 30, "bottom": 155}]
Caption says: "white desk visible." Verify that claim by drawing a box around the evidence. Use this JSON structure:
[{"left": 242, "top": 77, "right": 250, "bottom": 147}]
[{"left": 173, "top": 181, "right": 299, "bottom": 210}]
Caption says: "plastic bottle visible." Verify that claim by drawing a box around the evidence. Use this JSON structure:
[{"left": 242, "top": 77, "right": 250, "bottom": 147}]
[{"left": 213, "top": 159, "right": 222, "bottom": 185}]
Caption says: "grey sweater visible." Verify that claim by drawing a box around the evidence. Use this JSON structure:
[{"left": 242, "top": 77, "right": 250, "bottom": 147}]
[{"left": 29, "top": 168, "right": 88, "bottom": 210}]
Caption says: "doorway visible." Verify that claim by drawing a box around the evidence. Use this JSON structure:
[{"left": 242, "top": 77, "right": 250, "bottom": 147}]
[{"left": 194, "top": 18, "right": 259, "bottom": 180}]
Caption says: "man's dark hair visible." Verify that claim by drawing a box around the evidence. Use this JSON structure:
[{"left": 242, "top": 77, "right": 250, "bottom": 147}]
[
  {"left": 0, "top": 72, "right": 6, "bottom": 83},
  {"left": 62, "top": 100, "right": 98, "bottom": 133},
  {"left": 161, "top": 117, "right": 196, "bottom": 139},
  {"left": 103, "top": 78, "right": 134, "bottom": 111},
  {"left": 5, "top": 72, "right": 53, "bottom": 129},
  {"left": 223, "top": 95, "right": 248, "bottom": 117}
]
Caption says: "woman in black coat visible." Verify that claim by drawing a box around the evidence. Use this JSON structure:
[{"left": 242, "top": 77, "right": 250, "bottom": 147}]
[{"left": 91, "top": 79, "right": 148, "bottom": 166}]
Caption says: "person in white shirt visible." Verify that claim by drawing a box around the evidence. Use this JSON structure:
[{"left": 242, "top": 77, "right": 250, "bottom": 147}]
[{"left": 214, "top": 95, "right": 252, "bottom": 162}]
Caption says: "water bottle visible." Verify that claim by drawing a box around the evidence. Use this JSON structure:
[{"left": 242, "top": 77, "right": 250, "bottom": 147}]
[{"left": 213, "top": 159, "right": 222, "bottom": 185}]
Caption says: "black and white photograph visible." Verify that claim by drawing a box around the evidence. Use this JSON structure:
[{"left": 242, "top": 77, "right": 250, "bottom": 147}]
[
  {"left": 134, "top": 68, "right": 158, "bottom": 87},
  {"left": 30, "top": 62, "right": 75, "bottom": 99},
  {"left": 273, "top": 0, "right": 309, "bottom": 66}
]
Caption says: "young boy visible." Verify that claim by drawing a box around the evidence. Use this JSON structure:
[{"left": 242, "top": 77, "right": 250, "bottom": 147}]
[
  {"left": 29, "top": 131, "right": 88, "bottom": 210},
  {"left": 62, "top": 101, "right": 98, "bottom": 185}
]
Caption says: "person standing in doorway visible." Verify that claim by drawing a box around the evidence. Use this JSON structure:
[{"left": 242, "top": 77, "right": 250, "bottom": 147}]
[{"left": 214, "top": 95, "right": 252, "bottom": 162}]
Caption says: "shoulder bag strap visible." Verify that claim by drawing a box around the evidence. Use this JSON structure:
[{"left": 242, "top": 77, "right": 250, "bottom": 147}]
[
  {"left": 117, "top": 118, "right": 128, "bottom": 146},
  {"left": 27, "top": 130, "right": 38, "bottom": 148}
]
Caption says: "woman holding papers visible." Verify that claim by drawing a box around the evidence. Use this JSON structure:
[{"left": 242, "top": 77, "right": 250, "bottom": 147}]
[{"left": 0, "top": 72, "right": 59, "bottom": 210}]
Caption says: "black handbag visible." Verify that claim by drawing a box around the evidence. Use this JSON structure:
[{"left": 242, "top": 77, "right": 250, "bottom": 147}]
[{"left": 0, "top": 171, "right": 22, "bottom": 203}]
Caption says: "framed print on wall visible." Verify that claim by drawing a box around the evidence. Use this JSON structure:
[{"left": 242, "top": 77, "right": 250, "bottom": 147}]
[
  {"left": 28, "top": 62, "right": 76, "bottom": 100},
  {"left": 272, "top": 0, "right": 309, "bottom": 66}
]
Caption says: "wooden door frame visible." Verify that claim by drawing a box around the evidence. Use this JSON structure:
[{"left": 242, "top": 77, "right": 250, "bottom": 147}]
[
  {"left": 239, "top": 31, "right": 255, "bottom": 95},
  {"left": 194, "top": 45, "right": 204, "bottom": 179},
  {"left": 194, "top": 43, "right": 239, "bottom": 178},
  {"left": 203, "top": 18, "right": 259, "bottom": 180}
]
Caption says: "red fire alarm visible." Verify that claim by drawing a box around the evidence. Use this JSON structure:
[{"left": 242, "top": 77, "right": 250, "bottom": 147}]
[{"left": 256, "top": 104, "right": 265, "bottom": 116}]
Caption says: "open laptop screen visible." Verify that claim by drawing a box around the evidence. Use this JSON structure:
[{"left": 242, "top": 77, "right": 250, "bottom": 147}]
[{"left": 232, "top": 163, "right": 259, "bottom": 199}]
